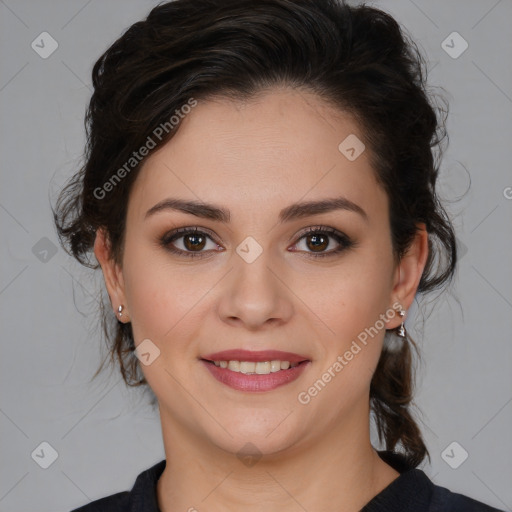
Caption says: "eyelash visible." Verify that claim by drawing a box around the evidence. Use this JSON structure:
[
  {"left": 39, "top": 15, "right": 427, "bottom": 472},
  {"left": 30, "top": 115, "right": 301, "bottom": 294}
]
[{"left": 160, "top": 225, "right": 355, "bottom": 260}]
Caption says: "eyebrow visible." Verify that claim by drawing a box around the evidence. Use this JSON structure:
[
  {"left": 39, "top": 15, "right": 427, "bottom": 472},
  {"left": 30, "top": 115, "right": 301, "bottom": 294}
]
[{"left": 145, "top": 196, "right": 368, "bottom": 223}]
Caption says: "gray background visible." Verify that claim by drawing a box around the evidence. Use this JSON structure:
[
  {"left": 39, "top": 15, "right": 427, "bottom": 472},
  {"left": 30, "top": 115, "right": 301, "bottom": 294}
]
[{"left": 1, "top": 1, "right": 511, "bottom": 511}]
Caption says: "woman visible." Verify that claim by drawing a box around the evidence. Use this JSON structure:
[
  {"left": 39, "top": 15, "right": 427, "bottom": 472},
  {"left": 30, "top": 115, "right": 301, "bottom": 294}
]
[{"left": 53, "top": 0, "right": 504, "bottom": 510}]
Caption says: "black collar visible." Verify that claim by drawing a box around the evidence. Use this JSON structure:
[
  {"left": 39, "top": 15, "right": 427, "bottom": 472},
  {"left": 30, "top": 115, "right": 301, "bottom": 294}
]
[{"left": 126, "top": 451, "right": 431, "bottom": 512}]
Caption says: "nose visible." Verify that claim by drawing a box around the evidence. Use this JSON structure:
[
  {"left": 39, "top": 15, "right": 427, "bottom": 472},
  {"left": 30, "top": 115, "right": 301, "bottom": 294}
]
[{"left": 216, "top": 249, "right": 294, "bottom": 331}]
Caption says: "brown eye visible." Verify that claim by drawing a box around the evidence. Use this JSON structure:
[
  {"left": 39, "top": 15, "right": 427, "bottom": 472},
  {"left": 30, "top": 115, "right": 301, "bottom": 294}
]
[
  {"left": 182, "top": 232, "right": 207, "bottom": 251},
  {"left": 160, "top": 227, "right": 221, "bottom": 259},
  {"left": 291, "top": 226, "right": 355, "bottom": 258},
  {"left": 305, "top": 233, "right": 329, "bottom": 252}
]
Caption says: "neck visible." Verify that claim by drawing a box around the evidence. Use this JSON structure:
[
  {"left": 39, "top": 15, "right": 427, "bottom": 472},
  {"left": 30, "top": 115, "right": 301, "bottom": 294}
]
[{"left": 156, "top": 402, "right": 400, "bottom": 512}]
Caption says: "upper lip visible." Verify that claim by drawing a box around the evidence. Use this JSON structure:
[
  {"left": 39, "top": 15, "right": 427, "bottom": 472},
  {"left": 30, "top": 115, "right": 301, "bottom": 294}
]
[{"left": 201, "top": 349, "right": 310, "bottom": 363}]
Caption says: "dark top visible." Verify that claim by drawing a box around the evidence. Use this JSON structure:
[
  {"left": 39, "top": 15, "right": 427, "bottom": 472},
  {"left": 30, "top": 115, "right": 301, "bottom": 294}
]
[{"left": 70, "top": 451, "right": 505, "bottom": 512}]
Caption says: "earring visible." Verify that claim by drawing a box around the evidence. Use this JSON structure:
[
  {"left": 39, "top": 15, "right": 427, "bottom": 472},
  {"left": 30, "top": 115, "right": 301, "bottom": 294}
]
[
  {"left": 117, "top": 305, "right": 124, "bottom": 318},
  {"left": 398, "top": 308, "right": 406, "bottom": 337}
]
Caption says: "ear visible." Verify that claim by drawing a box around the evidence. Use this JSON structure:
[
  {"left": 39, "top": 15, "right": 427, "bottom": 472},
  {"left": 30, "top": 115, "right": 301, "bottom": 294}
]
[
  {"left": 387, "top": 223, "right": 429, "bottom": 329},
  {"left": 93, "top": 228, "right": 129, "bottom": 321}
]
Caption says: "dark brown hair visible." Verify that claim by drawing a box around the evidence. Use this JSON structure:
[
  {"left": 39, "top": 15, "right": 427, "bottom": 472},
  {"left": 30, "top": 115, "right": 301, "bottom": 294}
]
[{"left": 52, "top": 0, "right": 457, "bottom": 468}]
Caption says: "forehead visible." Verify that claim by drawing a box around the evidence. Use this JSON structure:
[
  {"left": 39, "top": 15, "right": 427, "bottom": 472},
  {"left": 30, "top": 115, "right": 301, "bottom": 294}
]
[{"left": 128, "top": 88, "right": 387, "bottom": 224}]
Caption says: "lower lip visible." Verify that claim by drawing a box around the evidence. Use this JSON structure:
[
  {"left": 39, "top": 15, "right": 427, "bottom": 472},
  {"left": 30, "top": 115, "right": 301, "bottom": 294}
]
[{"left": 201, "top": 360, "right": 311, "bottom": 392}]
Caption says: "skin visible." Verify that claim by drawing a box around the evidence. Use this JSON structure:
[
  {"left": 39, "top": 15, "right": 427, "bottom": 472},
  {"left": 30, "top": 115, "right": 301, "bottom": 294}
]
[{"left": 94, "top": 88, "right": 429, "bottom": 512}]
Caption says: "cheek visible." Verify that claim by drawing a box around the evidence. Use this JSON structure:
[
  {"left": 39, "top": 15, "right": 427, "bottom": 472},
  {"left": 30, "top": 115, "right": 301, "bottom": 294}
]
[
  {"left": 310, "top": 248, "right": 393, "bottom": 382},
  {"left": 121, "top": 241, "right": 215, "bottom": 347},
  {"left": 306, "top": 272, "right": 390, "bottom": 408},
  {"left": 321, "top": 258, "right": 392, "bottom": 335},
  {"left": 121, "top": 241, "right": 182, "bottom": 342}
]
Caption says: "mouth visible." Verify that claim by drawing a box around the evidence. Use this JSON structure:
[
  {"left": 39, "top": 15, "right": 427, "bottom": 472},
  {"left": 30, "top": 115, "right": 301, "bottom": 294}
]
[
  {"left": 200, "top": 359, "right": 309, "bottom": 375},
  {"left": 201, "top": 349, "right": 310, "bottom": 373},
  {"left": 200, "top": 350, "right": 311, "bottom": 392}
]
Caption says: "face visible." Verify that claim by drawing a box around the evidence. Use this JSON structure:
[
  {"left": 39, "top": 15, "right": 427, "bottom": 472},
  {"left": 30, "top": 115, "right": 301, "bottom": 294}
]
[{"left": 96, "top": 88, "right": 424, "bottom": 457}]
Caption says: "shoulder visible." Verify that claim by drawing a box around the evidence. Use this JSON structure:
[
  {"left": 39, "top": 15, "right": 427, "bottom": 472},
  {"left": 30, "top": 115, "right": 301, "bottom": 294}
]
[
  {"left": 68, "top": 459, "right": 166, "bottom": 512},
  {"left": 429, "top": 482, "right": 505, "bottom": 512},
  {"left": 370, "top": 451, "right": 505, "bottom": 512},
  {"left": 70, "top": 491, "right": 129, "bottom": 511}
]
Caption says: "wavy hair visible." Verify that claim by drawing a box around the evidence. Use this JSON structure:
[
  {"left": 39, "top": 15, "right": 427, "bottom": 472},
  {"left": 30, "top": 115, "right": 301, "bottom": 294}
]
[{"left": 52, "top": 0, "right": 456, "bottom": 468}]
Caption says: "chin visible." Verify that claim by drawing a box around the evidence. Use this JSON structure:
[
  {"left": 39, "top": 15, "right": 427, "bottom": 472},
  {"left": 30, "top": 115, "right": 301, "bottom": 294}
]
[
  {"left": 214, "top": 433, "right": 297, "bottom": 461},
  {"left": 205, "top": 413, "right": 302, "bottom": 458}
]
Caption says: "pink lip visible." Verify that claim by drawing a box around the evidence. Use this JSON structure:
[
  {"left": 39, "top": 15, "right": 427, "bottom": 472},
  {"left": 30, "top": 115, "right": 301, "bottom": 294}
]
[
  {"left": 201, "top": 359, "right": 311, "bottom": 392},
  {"left": 201, "top": 349, "right": 310, "bottom": 364}
]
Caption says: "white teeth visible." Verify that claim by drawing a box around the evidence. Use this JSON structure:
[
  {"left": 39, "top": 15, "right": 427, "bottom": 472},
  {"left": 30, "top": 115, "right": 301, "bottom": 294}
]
[
  {"left": 240, "top": 361, "right": 255, "bottom": 374},
  {"left": 255, "top": 361, "right": 271, "bottom": 374},
  {"left": 228, "top": 360, "right": 240, "bottom": 372},
  {"left": 270, "top": 360, "right": 281, "bottom": 372},
  {"left": 211, "top": 360, "right": 300, "bottom": 375}
]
